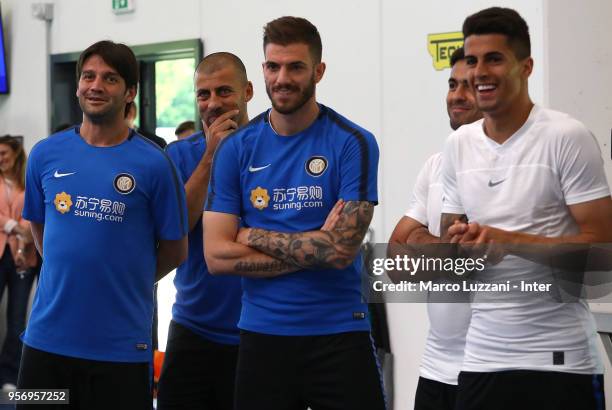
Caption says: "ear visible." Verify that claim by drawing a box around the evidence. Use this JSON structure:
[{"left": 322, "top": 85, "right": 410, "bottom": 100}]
[
  {"left": 314, "top": 62, "right": 326, "bottom": 84},
  {"left": 125, "top": 86, "right": 137, "bottom": 103},
  {"left": 244, "top": 81, "right": 254, "bottom": 103},
  {"left": 522, "top": 57, "right": 534, "bottom": 78}
]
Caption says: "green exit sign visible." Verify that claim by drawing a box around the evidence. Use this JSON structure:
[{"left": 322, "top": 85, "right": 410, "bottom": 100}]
[{"left": 112, "top": 0, "right": 134, "bottom": 14}]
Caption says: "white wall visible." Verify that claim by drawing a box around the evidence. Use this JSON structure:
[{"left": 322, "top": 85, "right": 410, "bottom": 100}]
[{"left": 544, "top": 0, "right": 612, "bottom": 187}]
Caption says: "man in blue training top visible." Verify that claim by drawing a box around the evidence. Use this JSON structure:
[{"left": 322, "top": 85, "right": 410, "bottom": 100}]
[
  {"left": 204, "top": 16, "right": 386, "bottom": 410},
  {"left": 158, "top": 52, "right": 253, "bottom": 410},
  {"left": 20, "top": 40, "right": 187, "bottom": 410}
]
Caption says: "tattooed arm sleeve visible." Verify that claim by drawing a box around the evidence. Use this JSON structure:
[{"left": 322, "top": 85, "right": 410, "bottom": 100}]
[
  {"left": 204, "top": 211, "right": 299, "bottom": 278},
  {"left": 244, "top": 200, "right": 374, "bottom": 270}
]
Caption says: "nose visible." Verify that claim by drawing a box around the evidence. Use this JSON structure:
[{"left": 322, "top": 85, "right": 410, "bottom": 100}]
[
  {"left": 90, "top": 75, "right": 104, "bottom": 91},
  {"left": 276, "top": 65, "right": 290, "bottom": 85},
  {"left": 207, "top": 92, "right": 222, "bottom": 110},
  {"left": 473, "top": 59, "right": 488, "bottom": 81},
  {"left": 449, "top": 92, "right": 464, "bottom": 106},
  {"left": 453, "top": 84, "right": 469, "bottom": 102}
]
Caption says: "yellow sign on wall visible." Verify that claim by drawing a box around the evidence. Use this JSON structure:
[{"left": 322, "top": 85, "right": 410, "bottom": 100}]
[{"left": 427, "top": 32, "right": 464, "bottom": 70}]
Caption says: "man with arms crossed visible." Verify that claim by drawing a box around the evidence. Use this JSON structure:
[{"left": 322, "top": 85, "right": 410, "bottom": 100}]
[
  {"left": 204, "top": 16, "right": 386, "bottom": 410},
  {"left": 389, "top": 47, "right": 481, "bottom": 410},
  {"left": 440, "top": 8, "right": 612, "bottom": 410},
  {"left": 19, "top": 41, "right": 187, "bottom": 409},
  {"left": 158, "top": 52, "right": 253, "bottom": 410}
]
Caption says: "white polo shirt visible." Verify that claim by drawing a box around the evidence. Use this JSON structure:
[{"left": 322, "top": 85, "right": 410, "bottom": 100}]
[{"left": 441, "top": 105, "right": 610, "bottom": 374}]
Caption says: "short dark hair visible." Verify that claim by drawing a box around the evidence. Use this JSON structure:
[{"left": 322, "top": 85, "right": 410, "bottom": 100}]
[
  {"left": 76, "top": 40, "right": 139, "bottom": 89},
  {"left": 196, "top": 52, "right": 248, "bottom": 85},
  {"left": 450, "top": 47, "right": 465, "bottom": 67},
  {"left": 263, "top": 16, "right": 322, "bottom": 63},
  {"left": 463, "top": 7, "right": 531, "bottom": 60},
  {"left": 175, "top": 121, "right": 195, "bottom": 136},
  {"left": 76, "top": 41, "right": 139, "bottom": 116}
]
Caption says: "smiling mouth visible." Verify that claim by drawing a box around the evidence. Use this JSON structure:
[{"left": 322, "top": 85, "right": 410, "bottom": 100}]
[
  {"left": 274, "top": 88, "right": 296, "bottom": 96},
  {"left": 86, "top": 97, "right": 107, "bottom": 104},
  {"left": 476, "top": 84, "right": 497, "bottom": 93}
]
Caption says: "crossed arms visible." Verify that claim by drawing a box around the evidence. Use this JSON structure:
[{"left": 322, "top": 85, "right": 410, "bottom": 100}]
[{"left": 204, "top": 200, "right": 374, "bottom": 277}]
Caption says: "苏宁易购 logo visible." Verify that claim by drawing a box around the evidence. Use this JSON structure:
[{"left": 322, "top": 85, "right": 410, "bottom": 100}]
[
  {"left": 54, "top": 192, "right": 73, "bottom": 214},
  {"left": 250, "top": 187, "right": 270, "bottom": 210}
]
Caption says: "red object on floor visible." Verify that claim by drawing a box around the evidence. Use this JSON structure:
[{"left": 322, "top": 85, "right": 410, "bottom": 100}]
[{"left": 154, "top": 350, "right": 165, "bottom": 382}]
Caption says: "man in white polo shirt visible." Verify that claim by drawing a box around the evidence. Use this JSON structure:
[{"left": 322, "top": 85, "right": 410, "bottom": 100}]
[{"left": 440, "top": 7, "right": 612, "bottom": 410}]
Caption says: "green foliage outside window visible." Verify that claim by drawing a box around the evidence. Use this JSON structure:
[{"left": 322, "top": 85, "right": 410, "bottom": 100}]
[{"left": 156, "top": 58, "right": 196, "bottom": 128}]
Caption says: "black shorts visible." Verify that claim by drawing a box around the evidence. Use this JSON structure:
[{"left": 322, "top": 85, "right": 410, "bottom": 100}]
[
  {"left": 414, "top": 376, "right": 457, "bottom": 410},
  {"left": 234, "top": 330, "right": 387, "bottom": 410},
  {"left": 156, "top": 320, "right": 238, "bottom": 410},
  {"left": 17, "top": 344, "right": 151, "bottom": 410},
  {"left": 456, "top": 370, "right": 605, "bottom": 410}
]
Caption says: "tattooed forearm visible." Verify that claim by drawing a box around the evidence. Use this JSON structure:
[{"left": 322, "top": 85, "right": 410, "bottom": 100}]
[
  {"left": 440, "top": 213, "right": 467, "bottom": 242},
  {"left": 234, "top": 260, "right": 295, "bottom": 275},
  {"left": 247, "top": 201, "right": 375, "bottom": 270}
]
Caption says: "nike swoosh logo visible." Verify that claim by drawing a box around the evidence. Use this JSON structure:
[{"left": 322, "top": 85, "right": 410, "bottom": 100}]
[
  {"left": 54, "top": 171, "right": 76, "bottom": 178},
  {"left": 488, "top": 179, "right": 506, "bottom": 187},
  {"left": 248, "top": 164, "right": 271, "bottom": 172}
]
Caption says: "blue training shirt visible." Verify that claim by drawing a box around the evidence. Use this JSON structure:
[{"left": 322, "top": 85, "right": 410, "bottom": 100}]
[
  {"left": 206, "top": 104, "right": 379, "bottom": 336},
  {"left": 22, "top": 127, "right": 187, "bottom": 362},
  {"left": 165, "top": 132, "right": 242, "bottom": 345}
]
